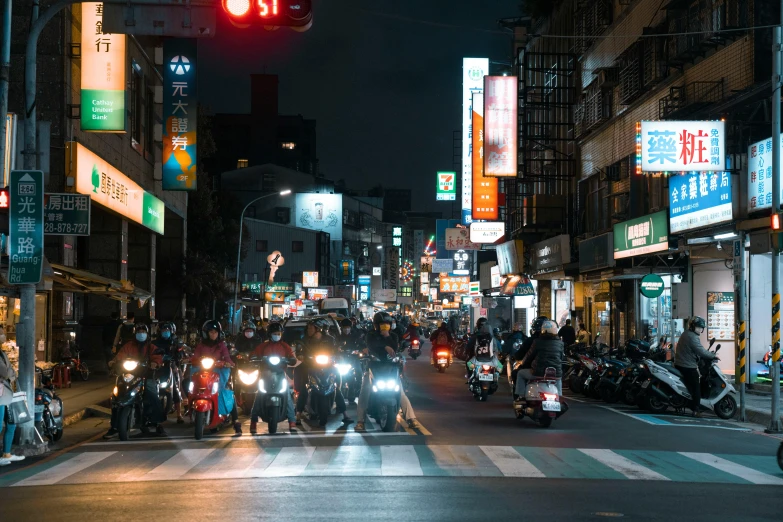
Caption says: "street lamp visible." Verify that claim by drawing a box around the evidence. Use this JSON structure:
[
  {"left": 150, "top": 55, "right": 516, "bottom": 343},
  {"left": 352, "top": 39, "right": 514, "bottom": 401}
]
[{"left": 231, "top": 189, "right": 292, "bottom": 333}]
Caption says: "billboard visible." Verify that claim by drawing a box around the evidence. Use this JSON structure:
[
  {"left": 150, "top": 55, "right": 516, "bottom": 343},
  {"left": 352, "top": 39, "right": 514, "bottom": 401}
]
[
  {"left": 613, "top": 211, "right": 668, "bottom": 259},
  {"left": 387, "top": 247, "right": 400, "bottom": 290},
  {"left": 639, "top": 120, "right": 725, "bottom": 173},
  {"left": 162, "top": 39, "right": 198, "bottom": 190},
  {"left": 669, "top": 172, "right": 732, "bottom": 233},
  {"left": 483, "top": 76, "right": 517, "bottom": 177},
  {"left": 338, "top": 259, "right": 354, "bottom": 284},
  {"left": 462, "top": 58, "right": 489, "bottom": 221},
  {"left": 445, "top": 227, "right": 480, "bottom": 250},
  {"left": 67, "top": 142, "right": 164, "bottom": 234},
  {"left": 436, "top": 171, "right": 456, "bottom": 201},
  {"left": 295, "top": 193, "right": 342, "bottom": 240},
  {"left": 440, "top": 276, "right": 470, "bottom": 293},
  {"left": 748, "top": 135, "right": 782, "bottom": 211},
  {"left": 303, "top": 271, "right": 319, "bottom": 288},
  {"left": 471, "top": 92, "right": 498, "bottom": 219},
  {"left": 81, "top": 3, "right": 126, "bottom": 132},
  {"left": 435, "top": 218, "right": 460, "bottom": 259},
  {"left": 469, "top": 222, "right": 505, "bottom": 243}
]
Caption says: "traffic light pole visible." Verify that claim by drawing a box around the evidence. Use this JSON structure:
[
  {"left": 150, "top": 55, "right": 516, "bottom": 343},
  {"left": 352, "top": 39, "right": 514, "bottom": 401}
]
[
  {"left": 0, "top": 0, "right": 12, "bottom": 184},
  {"left": 769, "top": 25, "right": 782, "bottom": 433}
]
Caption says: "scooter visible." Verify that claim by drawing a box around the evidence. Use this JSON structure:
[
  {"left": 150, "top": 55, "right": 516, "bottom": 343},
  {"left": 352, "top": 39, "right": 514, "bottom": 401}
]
[
  {"left": 366, "top": 355, "right": 402, "bottom": 432},
  {"left": 513, "top": 367, "right": 568, "bottom": 428},
  {"left": 235, "top": 352, "right": 262, "bottom": 415},
  {"left": 307, "top": 352, "right": 339, "bottom": 427},
  {"left": 468, "top": 352, "right": 499, "bottom": 402},
  {"left": 111, "top": 359, "right": 158, "bottom": 441},
  {"left": 432, "top": 345, "right": 453, "bottom": 373},
  {"left": 639, "top": 341, "right": 737, "bottom": 419},
  {"left": 188, "top": 356, "right": 235, "bottom": 440},
  {"left": 408, "top": 338, "right": 422, "bottom": 360},
  {"left": 156, "top": 355, "right": 176, "bottom": 416},
  {"left": 251, "top": 355, "right": 290, "bottom": 434},
  {"left": 34, "top": 368, "right": 63, "bottom": 443},
  {"left": 336, "top": 350, "right": 362, "bottom": 402}
]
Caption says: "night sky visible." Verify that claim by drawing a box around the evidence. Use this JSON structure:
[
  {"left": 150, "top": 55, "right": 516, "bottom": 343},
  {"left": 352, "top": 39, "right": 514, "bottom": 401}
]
[{"left": 199, "top": 1, "right": 514, "bottom": 212}]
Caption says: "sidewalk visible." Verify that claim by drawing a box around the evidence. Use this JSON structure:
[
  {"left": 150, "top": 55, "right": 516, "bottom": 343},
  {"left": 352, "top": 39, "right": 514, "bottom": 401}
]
[
  {"left": 735, "top": 386, "right": 783, "bottom": 428},
  {"left": 55, "top": 375, "right": 113, "bottom": 426}
]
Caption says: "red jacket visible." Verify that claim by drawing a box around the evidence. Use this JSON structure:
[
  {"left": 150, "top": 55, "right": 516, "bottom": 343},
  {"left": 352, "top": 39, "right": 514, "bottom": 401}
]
[
  {"left": 115, "top": 340, "right": 158, "bottom": 364},
  {"left": 193, "top": 340, "right": 234, "bottom": 365},
  {"left": 252, "top": 340, "right": 296, "bottom": 362}
]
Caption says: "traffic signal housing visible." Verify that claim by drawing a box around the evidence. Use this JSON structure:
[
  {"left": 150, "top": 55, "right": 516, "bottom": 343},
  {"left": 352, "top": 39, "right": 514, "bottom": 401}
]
[
  {"left": 773, "top": 212, "right": 782, "bottom": 231},
  {"left": 222, "top": 0, "right": 312, "bottom": 30}
]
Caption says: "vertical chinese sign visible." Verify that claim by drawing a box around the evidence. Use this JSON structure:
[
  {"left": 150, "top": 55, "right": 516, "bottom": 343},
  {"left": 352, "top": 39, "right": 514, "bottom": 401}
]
[
  {"left": 748, "top": 136, "right": 782, "bottom": 211},
  {"left": 81, "top": 3, "right": 126, "bottom": 132},
  {"left": 8, "top": 171, "right": 44, "bottom": 284},
  {"left": 163, "top": 39, "right": 198, "bottom": 190},
  {"left": 483, "top": 76, "right": 517, "bottom": 178},
  {"left": 462, "top": 58, "right": 489, "bottom": 225},
  {"left": 472, "top": 92, "right": 498, "bottom": 220},
  {"left": 639, "top": 121, "right": 725, "bottom": 173}
]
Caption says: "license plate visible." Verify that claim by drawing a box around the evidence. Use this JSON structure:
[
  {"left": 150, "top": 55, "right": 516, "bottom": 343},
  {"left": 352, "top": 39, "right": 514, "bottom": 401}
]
[
  {"left": 616, "top": 376, "right": 624, "bottom": 386},
  {"left": 437, "top": 359, "right": 448, "bottom": 364},
  {"left": 641, "top": 380, "right": 650, "bottom": 389},
  {"left": 542, "top": 400, "right": 561, "bottom": 412},
  {"left": 478, "top": 373, "right": 494, "bottom": 381},
  {"left": 34, "top": 405, "right": 44, "bottom": 413}
]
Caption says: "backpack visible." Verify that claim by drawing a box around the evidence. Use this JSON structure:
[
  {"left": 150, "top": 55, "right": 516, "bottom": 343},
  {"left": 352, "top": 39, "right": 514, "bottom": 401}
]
[
  {"left": 434, "top": 330, "right": 450, "bottom": 346},
  {"left": 476, "top": 337, "right": 492, "bottom": 357}
]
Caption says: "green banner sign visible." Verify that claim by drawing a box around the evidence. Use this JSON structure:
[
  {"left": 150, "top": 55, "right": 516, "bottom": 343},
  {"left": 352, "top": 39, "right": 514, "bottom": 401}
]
[
  {"left": 640, "top": 274, "right": 665, "bottom": 298},
  {"left": 44, "top": 193, "right": 91, "bottom": 236},
  {"left": 613, "top": 210, "right": 669, "bottom": 260},
  {"left": 142, "top": 192, "right": 165, "bottom": 234},
  {"left": 8, "top": 170, "right": 44, "bottom": 284}
]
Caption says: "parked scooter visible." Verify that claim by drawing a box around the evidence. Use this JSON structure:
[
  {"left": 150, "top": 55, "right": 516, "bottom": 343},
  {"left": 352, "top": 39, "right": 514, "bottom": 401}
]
[
  {"left": 366, "top": 355, "right": 402, "bottom": 432},
  {"left": 188, "top": 356, "right": 235, "bottom": 440},
  {"left": 513, "top": 367, "right": 568, "bottom": 428},
  {"left": 34, "top": 368, "right": 63, "bottom": 442}
]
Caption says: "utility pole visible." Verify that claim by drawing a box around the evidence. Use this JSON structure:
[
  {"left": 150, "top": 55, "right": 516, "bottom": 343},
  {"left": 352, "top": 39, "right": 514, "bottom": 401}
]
[
  {"left": 736, "top": 231, "right": 747, "bottom": 422},
  {"left": 0, "top": 0, "right": 12, "bottom": 184},
  {"left": 769, "top": 23, "right": 782, "bottom": 433}
]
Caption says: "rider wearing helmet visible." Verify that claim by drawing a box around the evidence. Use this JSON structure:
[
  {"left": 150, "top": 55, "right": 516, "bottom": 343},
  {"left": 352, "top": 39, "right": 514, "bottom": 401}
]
[
  {"left": 465, "top": 317, "right": 491, "bottom": 376},
  {"left": 151, "top": 321, "right": 185, "bottom": 424},
  {"left": 674, "top": 316, "right": 716, "bottom": 417},
  {"left": 337, "top": 317, "right": 364, "bottom": 352},
  {"left": 249, "top": 322, "right": 298, "bottom": 433},
  {"left": 235, "top": 320, "right": 260, "bottom": 354},
  {"left": 193, "top": 320, "right": 241, "bottom": 434},
  {"left": 517, "top": 320, "right": 565, "bottom": 398},
  {"left": 511, "top": 316, "right": 548, "bottom": 400},
  {"left": 502, "top": 322, "right": 526, "bottom": 356},
  {"left": 430, "top": 322, "right": 455, "bottom": 365},
  {"left": 103, "top": 323, "right": 166, "bottom": 439}
]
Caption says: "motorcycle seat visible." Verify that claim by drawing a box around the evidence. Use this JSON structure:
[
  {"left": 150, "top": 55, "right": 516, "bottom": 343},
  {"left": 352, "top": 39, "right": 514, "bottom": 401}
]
[{"left": 659, "top": 363, "right": 683, "bottom": 378}]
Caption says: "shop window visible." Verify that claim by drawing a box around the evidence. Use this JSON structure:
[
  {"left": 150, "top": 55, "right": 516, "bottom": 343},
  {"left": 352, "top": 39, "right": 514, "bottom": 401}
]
[
  {"left": 292, "top": 240, "right": 304, "bottom": 253},
  {"left": 237, "top": 159, "right": 249, "bottom": 168},
  {"left": 281, "top": 142, "right": 297, "bottom": 150},
  {"left": 130, "top": 62, "right": 143, "bottom": 151},
  {"left": 256, "top": 240, "right": 268, "bottom": 252}
]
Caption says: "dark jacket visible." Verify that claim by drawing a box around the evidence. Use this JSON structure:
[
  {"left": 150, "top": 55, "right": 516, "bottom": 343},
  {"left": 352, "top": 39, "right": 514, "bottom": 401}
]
[
  {"left": 467, "top": 333, "right": 493, "bottom": 360},
  {"left": 674, "top": 330, "right": 716, "bottom": 369},
  {"left": 558, "top": 325, "right": 576, "bottom": 347},
  {"left": 503, "top": 332, "right": 525, "bottom": 355},
  {"left": 366, "top": 331, "right": 399, "bottom": 360},
  {"left": 521, "top": 334, "right": 564, "bottom": 377},
  {"left": 338, "top": 330, "right": 364, "bottom": 352},
  {"left": 513, "top": 334, "right": 539, "bottom": 368},
  {"left": 151, "top": 336, "right": 182, "bottom": 363},
  {"left": 234, "top": 335, "right": 260, "bottom": 354}
]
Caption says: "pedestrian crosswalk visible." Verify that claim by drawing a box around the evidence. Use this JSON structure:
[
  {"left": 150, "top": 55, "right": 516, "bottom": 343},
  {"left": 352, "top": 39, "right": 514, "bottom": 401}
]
[{"left": 2, "top": 445, "right": 781, "bottom": 487}]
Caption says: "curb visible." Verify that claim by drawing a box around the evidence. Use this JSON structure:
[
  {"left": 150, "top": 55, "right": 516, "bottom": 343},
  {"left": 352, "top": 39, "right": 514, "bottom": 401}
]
[
  {"left": 740, "top": 407, "right": 783, "bottom": 428},
  {"left": 63, "top": 401, "right": 112, "bottom": 427}
]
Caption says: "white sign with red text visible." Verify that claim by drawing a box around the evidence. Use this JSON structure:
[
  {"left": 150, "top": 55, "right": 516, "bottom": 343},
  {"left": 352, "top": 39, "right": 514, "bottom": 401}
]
[{"left": 640, "top": 121, "right": 725, "bottom": 172}]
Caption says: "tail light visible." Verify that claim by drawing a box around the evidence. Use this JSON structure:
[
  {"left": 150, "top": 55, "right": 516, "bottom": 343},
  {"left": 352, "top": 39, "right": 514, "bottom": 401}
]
[
  {"left": 481, "top": 364, "right": 491, "bottom": 371},
  {"left": 539, "top": 392, "right": 558, "bottom": 401},
  {"left": 412, "top": 340, "right": 419, "bottom": 345},
  {"left": 436, "top": 351, "right": 449, "bottom": 357}
]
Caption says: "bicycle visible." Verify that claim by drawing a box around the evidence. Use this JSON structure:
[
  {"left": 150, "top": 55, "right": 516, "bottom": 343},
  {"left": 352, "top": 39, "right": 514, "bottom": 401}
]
[{"left": 63, "top": 348, "right": 90, "bottom": 381}]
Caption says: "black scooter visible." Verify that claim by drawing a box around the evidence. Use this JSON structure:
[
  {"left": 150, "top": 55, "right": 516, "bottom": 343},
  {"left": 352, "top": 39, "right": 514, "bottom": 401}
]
[
  {"left": 111, "top": 359, "right": 158, "bottom": 441},
  {"left": 366, "top": 355, "right": 402, "bottom": 432},
  {"left": 34, "top": 368, "right": 63, "bottom": 442},
  {"left": 307, "top": 352, "right": 339, "bottom": 427},
  {"left": 253, "top": 355, "right": 290, "bottom": 434}
]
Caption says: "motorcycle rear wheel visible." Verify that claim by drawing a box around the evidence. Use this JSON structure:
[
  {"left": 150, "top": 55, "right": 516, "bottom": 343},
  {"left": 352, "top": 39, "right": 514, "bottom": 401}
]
[
  {"left": 538, "top": 416, "right": 553, "bottom": 428},
  {"left": 78, "top": 362, "right": 90, "bottom": 381},
  {"left": 622, "top": 387, "right": 638, "bottom": 406},
  {"left": 194, "top": 411, "right": 205, "bottom": 440},
  {"left": 714, "top": 394, "right": 737, "bottom": 420},
  {"left": 437, "top": 366, "right": 445, "bottom": 373},
  {"left": 644, "top": 393, "right": 669, "bottom": 414},
  {"left": 118, "top": 405, "right": 134, "bottom": 442},
  {"left": 600, "top": 386, "right": 617, "bottom": 403},
  {"left": 479, "top": 388, "right": 488, "bottom": 402},
  {"left": 570, "top": 374, "right": 583, "bottom": 394}
]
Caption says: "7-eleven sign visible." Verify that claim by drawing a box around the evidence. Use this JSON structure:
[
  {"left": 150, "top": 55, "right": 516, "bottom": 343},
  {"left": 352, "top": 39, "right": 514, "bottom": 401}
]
[{"left": 436, "top": 171, "right": 456, "bottom": 201}]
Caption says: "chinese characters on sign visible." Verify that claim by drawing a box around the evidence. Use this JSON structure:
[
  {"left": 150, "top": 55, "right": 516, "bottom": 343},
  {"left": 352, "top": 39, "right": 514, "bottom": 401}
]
[
  {"left": 452, "top": 250, "right": 470, "bottom": 275},
  {"left": 302, "top": 271, "right": 319, "bottom": 288},
  {"left": 471, "top": 92, "right": 498, "bottom": 219},
  {"left": 445, "top": 227, "right": 480, "bottom": 251},
  {"left": 8, "top": 171, "right": 44, "bottom": 284},
  {"left": 43, "top": 194, "right": 91, "bottom": 236},
  {"left": 613, "top": 211, "right": 669, "bottom": 260},
  {"left": 81, "top": 3, "right": 126, "bottom": 131},
  {"left": 640, "top": 121, "right": 724, "bottom": 172},
  {"left": 747, "top": 135, "right": 782, "bottom": 211},
  {"left": 462, "top": 58, "right": 489, "bottom": 221},
  {"left": 436, "top": 172, "right": 456, "bottom": 201},
  {"left": 386, "top": 247, "right": 400, "bottom": 290},
  {"left": 483, "top": 76, "right": 517, "bottom": 178},
  {"left": 162, "top": 39, "right": 198, "bottom": 190},
  {"left": 469, "top": 221, "right": 505, "bottom": 244},
  {"left": 439, "top": 276, "right": 470, "bottom": 294},
  {"left": 669, "top": 172, "right": 732, "bottom": 233}
]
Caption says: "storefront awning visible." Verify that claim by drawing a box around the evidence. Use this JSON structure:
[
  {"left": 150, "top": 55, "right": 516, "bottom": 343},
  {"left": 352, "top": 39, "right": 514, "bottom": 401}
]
[{"left": 49, "top": 263, "right": 151, "bottom": 305}]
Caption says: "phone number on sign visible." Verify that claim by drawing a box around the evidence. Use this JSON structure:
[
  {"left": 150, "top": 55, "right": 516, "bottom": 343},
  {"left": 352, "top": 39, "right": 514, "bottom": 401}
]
[{"left": 44, "top": 223, "right": 88, "bottom": 234}]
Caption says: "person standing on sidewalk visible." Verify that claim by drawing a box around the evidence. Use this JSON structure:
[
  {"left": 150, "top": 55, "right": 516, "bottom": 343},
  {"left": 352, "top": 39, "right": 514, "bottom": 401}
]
[{"left": 0, "top": 347, "right": 25, "bottom": 467}]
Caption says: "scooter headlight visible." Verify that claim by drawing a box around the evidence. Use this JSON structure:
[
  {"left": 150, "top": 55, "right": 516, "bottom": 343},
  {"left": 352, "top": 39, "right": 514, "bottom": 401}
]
[
  {"left": 315, "top": 354, "right": 330, "bottom": 365},
  {"left": 211, "top": 382, "right": 219, "bottom": 394},
  {"left": 335, "top": 363, "right": 351, "bottom": 376},
  {"left": 160, "top": 382, "right": 168, "bottom": 389},
  {"left": 385, "top": 379, "right": 397, "bottom": 390},
  {"left": 239, "top": 369, "right": 259, "bottom": 385},
  {"left": 258, "top": 379, "right": 266, "bottom": 393},
  {"left": 376, "top": 380, "right": 387, "bottom": 390},
  {"left": 201, "top": 357, "right": 215, "bottom": 370},
  {"left": 268, "top": 356, "right": 281, "bottom": 366},
  {"left": 123, "top": 373, "right": 134, "bottom": 383},
  {"left": 122, "top": 360, "right": 138, "bottom": 371},
  {"left": 112, "top": 386, "right": 119, "bottom": 397}
]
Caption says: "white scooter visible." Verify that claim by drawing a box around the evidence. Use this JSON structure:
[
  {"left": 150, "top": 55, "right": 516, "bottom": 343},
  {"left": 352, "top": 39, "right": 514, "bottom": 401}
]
[
  {"left": 512, "top": 366, "right": 568, "bottom": 428},
  {"left": 639, "top": 341, "right": 737, "bottom": 419}
]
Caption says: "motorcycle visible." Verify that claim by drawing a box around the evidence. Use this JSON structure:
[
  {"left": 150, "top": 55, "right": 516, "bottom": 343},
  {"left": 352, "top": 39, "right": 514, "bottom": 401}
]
[
  {"left": 408, "top": 338, "right": 422, "bottom": 360},
  {"left": 111, "top": 359, "right": 158, "bottom": 441},
  {"left": 513, "top": 366, "right": 568, "bottom": 428},
  {"left": 307, "top": 352, "right": 339, "bottom": 427},
  {"left": 366, "top": 355, "right": 402, "bottom": 432},
  {"left": 187, "top": 356, "right": 235, "bottom": 440},
  {"left": 432, "top": 345, "right": 453, "bottom": 373},
  {"left": 250, "top": 355, "right": 290, "bottom": 434},
  {"left": 468, "top": 352, "right": 499, "bottom": 401},
  {"left": 336, "top": 350, "right": 362, "bottom": 402},
  {"left": 156, "top": 355, "right": 176, "bottom": 416},
  {"left": 639, "top": 341, "right": 737, "bottom": 418},
  {"left": 234, "top": 352, "right": 262, "bottom": 415},
  {"left": 34, "top": 368, "right": 63, "bottom": 442}
]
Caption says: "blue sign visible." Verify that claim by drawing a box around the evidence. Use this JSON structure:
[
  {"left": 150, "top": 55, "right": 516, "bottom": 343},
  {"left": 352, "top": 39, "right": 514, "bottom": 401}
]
[
  {"left": 435, "top": 219, "right": 460, "bottom": 259},
  {"left": 358, "top": 275, "right": 370, "bottom": 301},
  {"left": 669, "top": 172, "right": 732, "bottom": 233}
]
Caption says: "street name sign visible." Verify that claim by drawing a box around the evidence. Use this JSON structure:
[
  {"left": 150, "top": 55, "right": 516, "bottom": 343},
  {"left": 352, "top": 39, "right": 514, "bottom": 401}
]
[{"left": 8, "top": 170, "right": 44, "bottom": 284}]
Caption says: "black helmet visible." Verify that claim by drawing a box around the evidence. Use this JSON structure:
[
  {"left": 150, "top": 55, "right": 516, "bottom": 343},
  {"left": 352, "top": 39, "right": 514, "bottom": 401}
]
[
  {"left": 340, "top": 318, "right": 353, "bottom": 328},
  {"left": 531, "top": 316, "right": 549, "bottom": 336},
  {"left": 689, "top": 316, "right": 706, "bottom": 331},
  {"left": 134, "top": 323, "right": 149, "bottom": 333},
  {"left": 201, "top": 320, "right": 223, "bottom": 339},
  {"left": 158, "top": 321, "right": 175, "bottom": 334},
  {"left": 476, "top": 317, "right": 488, "bottom": 329},
  {"left": 241, "top": 320, "right": 256, "bottom": 332},
  {"left": 267, "top": 322, "right": 283, "bottom": 334}
]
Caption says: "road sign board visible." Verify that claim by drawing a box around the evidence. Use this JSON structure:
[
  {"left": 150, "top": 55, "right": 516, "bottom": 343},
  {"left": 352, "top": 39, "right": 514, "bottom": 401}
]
[
  {"left": 43, "top": 193, "right": 91, "bottom": 236},
  {"left": 8, "top": 170, "right": 44, "bottom": 284}
]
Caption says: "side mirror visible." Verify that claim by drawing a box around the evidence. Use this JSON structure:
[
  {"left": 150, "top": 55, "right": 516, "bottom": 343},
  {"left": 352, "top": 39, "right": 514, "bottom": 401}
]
[
  {"left": 709, "top": 338, "right": 716, "bottom": 347},
  {"left": 715, "top": 344, "right": 721, "bottom": 352}
]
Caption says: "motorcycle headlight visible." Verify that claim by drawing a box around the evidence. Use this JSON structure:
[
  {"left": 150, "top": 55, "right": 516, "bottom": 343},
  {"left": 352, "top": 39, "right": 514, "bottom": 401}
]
[
  {"left": 160, "top": 382, "right": 168, "bottom": 388},
  {"left": 336, "top": 364, "right": 351, "bottom": 376},
  {"left": 122, "top": 360, "right": 138, "bottom": 371},
  {"left": 268, "top": 356, "right": 281, "bottom": 366},
  {"left": 123, "top": 373, "right": 134, "bottom": 383},
  {"left": 315, "top": 354, "right": 330, "bottom": 365},
  {"left": 386, "top": 379, "right": 397, "bottom": 390},
  {"left": 211, "top": 382, "right": 218, "bottom": 394},
  {"left": 49, "top": 399, "right": 62, "bottom": 417},
  {"left": 239, "top": 369, "right": 259, "bottom": 385},
  {"left": 258, "top": 379, "right": 266, "bottom": 393},
  {"left": 201, "top": 357, "right": 215, "bottom": 370},
  {"left": 188, "top": 381, "right": 194, "bottom": 393},
  {"left": 112, "top": 386, "right": 119, "bottom": 397},
  {"left": 376, "top": 380, "right": 387, "bottom": 390}
]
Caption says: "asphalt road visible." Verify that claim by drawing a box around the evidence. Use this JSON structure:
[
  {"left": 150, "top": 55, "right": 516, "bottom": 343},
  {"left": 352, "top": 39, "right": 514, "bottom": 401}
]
[{"left": 1, "top": 339, "right": 782, "bottom": 521}]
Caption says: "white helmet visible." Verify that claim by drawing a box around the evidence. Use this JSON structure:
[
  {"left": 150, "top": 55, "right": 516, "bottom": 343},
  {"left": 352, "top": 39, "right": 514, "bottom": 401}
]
[{"left": 541, "top": 320, "right": 558, "bottom": 336}]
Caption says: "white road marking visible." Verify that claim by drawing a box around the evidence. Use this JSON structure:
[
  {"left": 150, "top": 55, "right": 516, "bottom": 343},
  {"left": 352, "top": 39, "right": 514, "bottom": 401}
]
[
  {"left": 143, "top": 449, "right": 215, "bottom": 481},
  {"left": 380, "top": 445, "right": 423, "bottom": 476},
  {"left": 579, "top": 448, "right": 669, "bottom": 481},
  {"left": 596, "top": 406, "right": 664, "bottom": 425},
  {"left": 680, "top": 452, "right": 783, "bottom": 485},
  {"left": 12, "top": 451, "right": 116, "bottom": 487},
  {"left": 479, "top": 446, "right": 545, "bottom": 477},
  {"left": 260, "top": 446, "right": 316, "bottom": 477}
]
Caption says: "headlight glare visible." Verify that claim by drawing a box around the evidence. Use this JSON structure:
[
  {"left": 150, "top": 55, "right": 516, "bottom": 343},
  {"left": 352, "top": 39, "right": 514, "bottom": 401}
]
[
  {"left": 188, "top": 381, "right": 194, "bottom": 393},
  {"left": 211, "top": 382, "right": 218, "bottom": 394},
  {"left": 268, "top": 356, "right": 281, "bottom": 365},
  {"left": 336, "top": 364, "right": 351, "bottom": 376},
  {"left": 122, "top": 360, "right": 138, "bottom": 371},
  {"left": 239, "top": 369, "right": 259, "bottom": 385},
  {"left": 315, "top": 354, "right": 330, "bottom": 365},
  {"left": 258, "top": 379, "right": 266, "bottom": 393},
  {"left": 201, "top": 357, "right": 215, "bottom": 369}
]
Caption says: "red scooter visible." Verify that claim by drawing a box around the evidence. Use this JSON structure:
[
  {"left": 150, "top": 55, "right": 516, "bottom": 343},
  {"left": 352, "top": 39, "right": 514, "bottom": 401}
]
[{"left": 188, "top": 356, "right": 235, "bottom": 440}]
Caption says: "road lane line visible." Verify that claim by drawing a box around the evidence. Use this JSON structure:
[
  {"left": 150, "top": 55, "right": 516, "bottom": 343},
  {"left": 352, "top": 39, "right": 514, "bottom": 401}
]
[
  {"left": 579, "top": 449, "right": 669, "bottom": 481},
  {"left": 596, "top": 405, "right": 661, "bottom": 425},
  {"left": 12, "top": 451, "right": 117, "bottom": 487},
  {"left": 260, "top": 446, "right": 316, "bottom": 477},
  {"left": 679, "top": 452, "right": 783, "bottom": 485},
  {"left": 143, "top": 448, "right": 215, "bottom": 481},
  {"left": 479, "top": 446, "right": 545, "bottom": 478},
  {"left": 381, "top": 445, "right": 423, "bottom": 476}
]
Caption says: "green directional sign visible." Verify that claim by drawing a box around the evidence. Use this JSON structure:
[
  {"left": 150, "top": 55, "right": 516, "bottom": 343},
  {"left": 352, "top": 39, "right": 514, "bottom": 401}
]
[{"left": 8, "top": 170, "right": 44, "bottom": 284}]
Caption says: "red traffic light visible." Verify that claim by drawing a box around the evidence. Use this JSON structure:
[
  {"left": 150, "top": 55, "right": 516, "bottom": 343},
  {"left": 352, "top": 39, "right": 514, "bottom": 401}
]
[
  {"left": 225, "top": 0, "right": 251, "bottom": 16},
  {"left": 773, "top": 213, "right": 782, "bottom": 231},
  {"left": 222, "top": 0, "right": 312, "bottom": 28},
  {"left": 0, "top": 187, "right": 8, "bottom": 211}
]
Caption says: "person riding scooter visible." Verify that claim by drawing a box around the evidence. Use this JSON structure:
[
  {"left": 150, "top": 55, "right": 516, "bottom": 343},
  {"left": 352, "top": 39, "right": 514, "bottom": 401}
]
[
  {"left": 337, "top": 318, "right": 364, "bottom": 353},
  {"left": 674, "top": 316, "right": 717, "bottom": 417},
  {"left": 235, "top": 321, "right": 260, "bottom": 355},
  {"left": 103, "top": 323, "right": 166, "bottom": 439},
  {"left": 193, "top": 320, "right": 241, "bottom": 434},
  {"left": 466, "top": 322, "right": 502, "bottom": 377},
  {"left": 151, "top": 321, "right": 185, "bottom": 424},
  {"left": 430, "top": 322, "right": 454, "bottom": 365},
  {"left": 511, "top": 316, "right": 548, "bottom": 400},
  {"left": 249, "top": 322, "right": 298, "bottom": 433},
  {"left": 516, "top": 320, "right": 564, "bottom": 398}
]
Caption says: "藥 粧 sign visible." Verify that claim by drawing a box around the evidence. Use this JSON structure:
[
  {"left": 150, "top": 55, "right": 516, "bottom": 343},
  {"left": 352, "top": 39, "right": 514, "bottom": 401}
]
[
  {"left": 748, "top": 135, "right": 783, "bottom": 211},
  {"left": 669, "top": 172, "right": 732, "bottom": 233},
  {"left": 640, "top": 121, "right": 724, "bottom": 172},
  {"left": 613, "top": 211, "right": 668, "bottom": 259}
]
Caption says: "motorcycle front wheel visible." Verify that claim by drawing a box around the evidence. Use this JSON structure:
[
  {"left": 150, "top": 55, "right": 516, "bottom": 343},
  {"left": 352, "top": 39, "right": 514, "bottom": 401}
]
[
  {"left": 378, "top": 401, "right": 398, "bottom": 432},
  {"left": 194, "top": 411, "right": 205, "bottom": 440},
  {"left": 316, "top": 394, "right": 331, "bottom": 427},
  {"left": 118, "top": 405, "right": 134, "bottom": 442},
  {"left": 268, "top": 408, "right": 279, "bottom": 434},
  {"left": 78, "top": 362, "right": 90, "bottom": 381}
]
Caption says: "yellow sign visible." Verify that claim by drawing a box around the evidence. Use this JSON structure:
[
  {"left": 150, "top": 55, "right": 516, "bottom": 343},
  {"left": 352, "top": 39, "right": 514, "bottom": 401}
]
[
  {"left": 67, "top": 142, "right": 165, "bottom": 234},
  {"left": 81, "top": 3, "right": 126, "bottom": 131}
]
